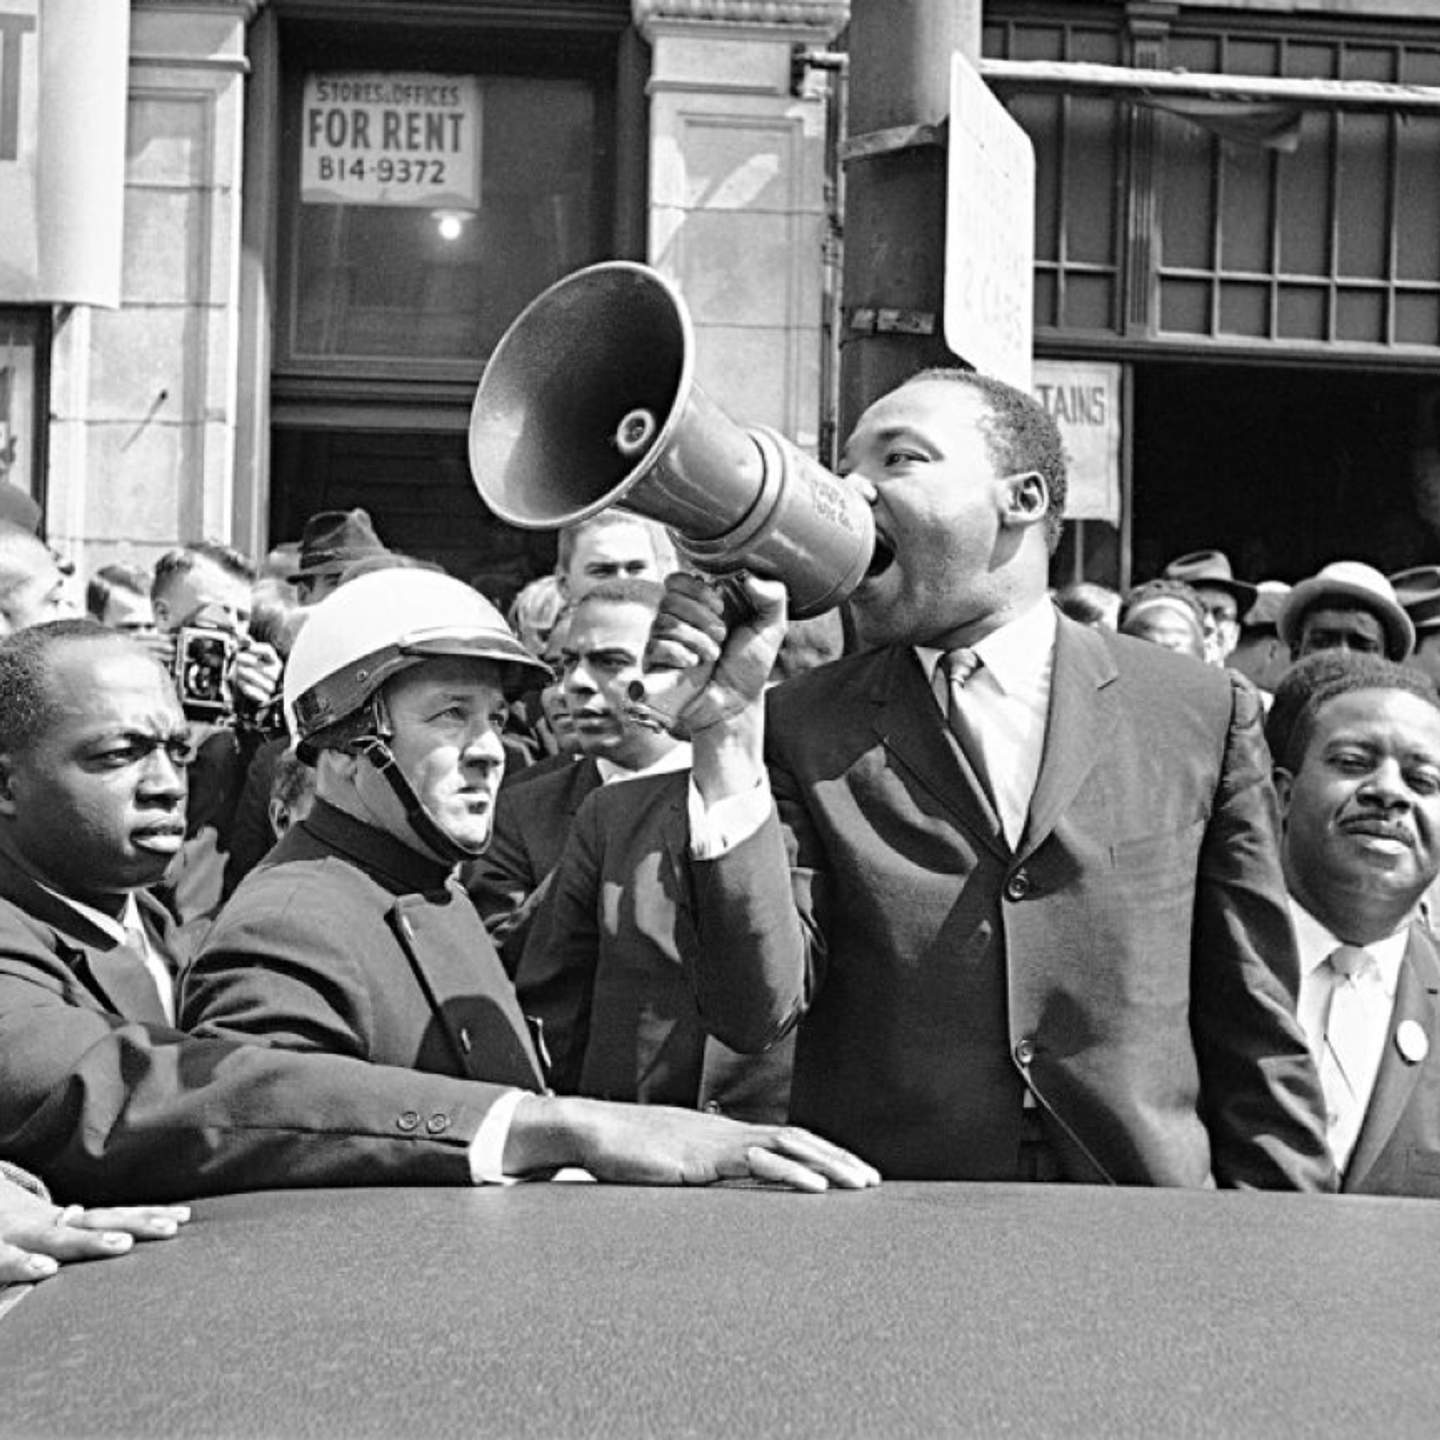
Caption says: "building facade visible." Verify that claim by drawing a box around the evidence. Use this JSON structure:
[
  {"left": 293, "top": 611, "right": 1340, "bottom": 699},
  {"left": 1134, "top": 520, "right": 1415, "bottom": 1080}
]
[{"left": 2, "top": 0, "right": 1439, "bottom": 596}]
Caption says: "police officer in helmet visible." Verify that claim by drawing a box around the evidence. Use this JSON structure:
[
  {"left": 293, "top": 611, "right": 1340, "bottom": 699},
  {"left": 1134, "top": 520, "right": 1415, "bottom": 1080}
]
[{"left": 183, "top": 570, "right": 875, "bottom": 1190}]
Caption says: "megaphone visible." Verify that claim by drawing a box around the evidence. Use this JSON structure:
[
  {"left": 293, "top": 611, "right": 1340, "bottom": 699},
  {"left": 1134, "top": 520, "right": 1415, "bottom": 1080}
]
[{"left": 468, "top": 262, "right": 873, "bottom": 621}]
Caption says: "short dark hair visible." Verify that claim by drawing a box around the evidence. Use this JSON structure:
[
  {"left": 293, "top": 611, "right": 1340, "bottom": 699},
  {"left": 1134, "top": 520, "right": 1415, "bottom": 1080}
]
[
  {"left": 269, "top": 748, "right": 317, "bottom": 814},
  {"left": 0, "top": 620, "right": 135, "bottom": 756},
  {"left": 910, "top": 368, "right": 1069, "bottom": 553},
  {"left": 1265, "top": 650, "right": 1440, "bottom": 773},
  {"left": 152, "top": 542, "right": 255, "bottom": 603},
  {"left": 86, "top": 562, "right": 153, "bottom": 621},
  {"left": 1054, "top": 581, "right": 1119, "bottom": 629}
]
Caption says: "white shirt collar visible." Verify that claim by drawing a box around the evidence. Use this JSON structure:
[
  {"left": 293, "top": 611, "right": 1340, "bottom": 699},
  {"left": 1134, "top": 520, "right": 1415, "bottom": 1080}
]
[
  {"left": 916, "top": 597, "right": 1057, "bottom": 696},
  {"left": 595, "top": 742, "right": 693, "bottom": 786},
  {"left": 1287, "top": 896, "right": 1405, "bottom": 998},
  {"left": 34, "top": 882, "right": 142, "bottom": 947}
]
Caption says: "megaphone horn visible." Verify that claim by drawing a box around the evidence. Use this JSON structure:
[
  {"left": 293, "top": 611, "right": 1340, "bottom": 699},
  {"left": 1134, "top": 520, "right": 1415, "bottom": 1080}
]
[{"left": 467, "top": 262, "right": 873, "bottom": 620}]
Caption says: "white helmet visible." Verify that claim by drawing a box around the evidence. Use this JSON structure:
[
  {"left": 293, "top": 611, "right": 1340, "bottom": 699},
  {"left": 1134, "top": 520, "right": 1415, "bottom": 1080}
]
[{"left": 284, "top": 568, "right": 548, "bottom": 754}]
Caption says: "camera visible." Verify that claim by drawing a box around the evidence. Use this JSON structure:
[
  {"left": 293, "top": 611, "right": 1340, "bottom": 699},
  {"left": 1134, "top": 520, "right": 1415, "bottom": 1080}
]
[{"left": 172, "top": 607, "right": 239, "bottom": 722}]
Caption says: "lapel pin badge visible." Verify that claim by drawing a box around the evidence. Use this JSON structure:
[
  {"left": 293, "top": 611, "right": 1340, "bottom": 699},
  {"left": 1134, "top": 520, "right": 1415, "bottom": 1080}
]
[{"left": 1396, "top": 1019, "right": 1429, "bottom": 1065}]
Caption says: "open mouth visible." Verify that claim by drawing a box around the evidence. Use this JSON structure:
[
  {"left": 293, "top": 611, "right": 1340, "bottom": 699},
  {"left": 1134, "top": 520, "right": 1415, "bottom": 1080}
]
[{"left": 864, "top": 533, "right": 896, "bottom": 580}]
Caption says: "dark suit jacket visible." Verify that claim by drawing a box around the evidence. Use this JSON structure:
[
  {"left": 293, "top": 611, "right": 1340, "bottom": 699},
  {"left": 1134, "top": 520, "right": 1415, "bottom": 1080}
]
[
  {"left": 1344, "top": 923, "right": 1440, "bottom": 1196},
  {"left": 516, "top": 771, "right": 791, "bottom": 1121},
  {"left": 689, "top": 615, "right": 1335, "bottom": 1188},
  {"left": 183, "top": 801, "right": 545, "bottom": 1091},
  {"left": 465, "top": 757, "right": 602, "bottom": 974},
  {"left": 0, "top": 840, "right": 505, "bottom": 1205}
]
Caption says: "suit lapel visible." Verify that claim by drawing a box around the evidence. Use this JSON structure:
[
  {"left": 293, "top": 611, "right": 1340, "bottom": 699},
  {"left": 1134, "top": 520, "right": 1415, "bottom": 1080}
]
[
  {"left": 871, "top": 648, "right": 1006, "bottom": 855},
  {"left": 1344, "top": 927, "right": 1440, "bottom": 1190},
  {"left": 567, "top": 760, "right": 602, "bottom": 816},
  {"left": 0, "top": 848, "right": 170, "bottom": 1023},
  {"left": 1019, "top": 618, "right": 1118, "bottom": 859}
]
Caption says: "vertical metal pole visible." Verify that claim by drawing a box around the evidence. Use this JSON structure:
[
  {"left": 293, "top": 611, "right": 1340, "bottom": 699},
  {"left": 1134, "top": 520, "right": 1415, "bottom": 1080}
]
[{"left": 838, "top": 0, "right": 983, "bottom": 441}]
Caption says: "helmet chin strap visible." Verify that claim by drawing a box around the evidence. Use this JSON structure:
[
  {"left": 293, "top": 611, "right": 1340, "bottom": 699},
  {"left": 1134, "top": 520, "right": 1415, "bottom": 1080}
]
[{"left": 351, "top": 696, "right": 486, "bottom": 866}]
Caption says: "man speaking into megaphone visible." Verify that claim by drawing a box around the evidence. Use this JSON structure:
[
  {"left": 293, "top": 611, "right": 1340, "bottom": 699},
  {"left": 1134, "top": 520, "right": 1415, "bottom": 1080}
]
[{"left": 642, "top": 364, "right": 1334, "bottom": 1193}]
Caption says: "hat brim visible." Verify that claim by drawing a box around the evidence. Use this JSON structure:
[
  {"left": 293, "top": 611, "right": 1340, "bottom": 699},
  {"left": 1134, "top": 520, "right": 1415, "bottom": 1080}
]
[
  {"left": 1278, "top": 577, "right": 1415, "bottom": 660},
  {"left": 1180, "top": 576, "right": 1258, "bottom": 608},
  {"left": 286, "top": 553, "right": 389, "bottom": 583}
]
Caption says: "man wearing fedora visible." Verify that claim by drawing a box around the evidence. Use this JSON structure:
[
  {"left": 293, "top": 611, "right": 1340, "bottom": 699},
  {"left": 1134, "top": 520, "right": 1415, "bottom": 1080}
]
[
  {"left": 1277, "top": 561, "right": 1414, "bottom": 665},
  {"left": 287, "top": 509, "right": 392, "bottom": 606},
  {"left": 1162, "top": 550, "right": 1257, "bottom": 667}
]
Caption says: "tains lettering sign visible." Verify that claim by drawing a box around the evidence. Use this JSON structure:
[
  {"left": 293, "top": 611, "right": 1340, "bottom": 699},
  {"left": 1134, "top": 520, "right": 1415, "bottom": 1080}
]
[
  {"left": 301, "top": 73, "right": 481, "bottom": 209},
  {"left": 1033, "top": 359, "right": 1121, "bottom": 524}
]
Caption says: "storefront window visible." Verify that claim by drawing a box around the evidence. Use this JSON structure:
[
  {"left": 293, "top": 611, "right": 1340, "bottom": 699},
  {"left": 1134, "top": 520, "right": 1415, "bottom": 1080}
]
[
  {"left": 0, "top": 310, "right": 45, "bottom": 502},
  {"left": 288, "top": 73, "right": 600, "bottom": 366}
]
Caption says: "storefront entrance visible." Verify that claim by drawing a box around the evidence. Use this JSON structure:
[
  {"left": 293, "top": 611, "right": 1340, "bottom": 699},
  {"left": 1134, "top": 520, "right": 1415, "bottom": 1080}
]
[{"left": 1129, "top": 361, "right": 1438, "bottom": 586}]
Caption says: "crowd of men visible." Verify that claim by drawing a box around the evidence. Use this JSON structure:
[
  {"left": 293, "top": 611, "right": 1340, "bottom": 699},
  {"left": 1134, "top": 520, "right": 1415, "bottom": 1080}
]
[{"left": 5, "top": 366, "right": 1440, "bottom": 1288}]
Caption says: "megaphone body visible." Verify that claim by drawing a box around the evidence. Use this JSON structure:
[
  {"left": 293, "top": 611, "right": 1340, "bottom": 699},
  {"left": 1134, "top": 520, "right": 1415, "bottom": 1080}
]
[{"left": 468, "top": 262, "right": 874, "bottom": 621}]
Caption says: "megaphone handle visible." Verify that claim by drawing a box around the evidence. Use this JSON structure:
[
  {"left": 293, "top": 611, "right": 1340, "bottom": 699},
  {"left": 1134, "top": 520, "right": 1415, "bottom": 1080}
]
[{"left": 623, "top": 572, "right": 757, "bottom": 736}]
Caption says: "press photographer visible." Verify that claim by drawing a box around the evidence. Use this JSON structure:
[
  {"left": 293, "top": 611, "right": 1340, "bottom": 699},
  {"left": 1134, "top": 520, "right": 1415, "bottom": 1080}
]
[{"left": 149, "top": 543, "right": 286, "bottom": 931}]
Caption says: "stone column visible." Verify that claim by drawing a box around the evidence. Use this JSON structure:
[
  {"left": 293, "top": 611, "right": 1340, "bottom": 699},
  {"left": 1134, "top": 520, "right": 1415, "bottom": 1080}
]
[
  {"left": 49, "top": 0, "right": 254, "bottom": 577},
  {"left": 633, "top": 0, "right": 848, "bottom": 454}
]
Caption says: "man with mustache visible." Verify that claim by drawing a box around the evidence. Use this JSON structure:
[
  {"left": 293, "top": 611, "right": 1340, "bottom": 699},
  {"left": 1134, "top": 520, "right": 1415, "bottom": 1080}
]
[
  {"left": 1268, "top": 651, "right": 1440, "bottom": 1194},
  {"left": 0, "top": 615, "right": 875, "bottom": 1200},
  {"left": 650, "top": 367, "right": 1334, "bottom": 1188}
]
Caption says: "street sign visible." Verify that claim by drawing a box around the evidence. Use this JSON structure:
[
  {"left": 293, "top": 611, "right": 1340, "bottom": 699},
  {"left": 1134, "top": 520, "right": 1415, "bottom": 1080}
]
[{"left": 944, "top": 52, "right": 1035, "bottom": 390}]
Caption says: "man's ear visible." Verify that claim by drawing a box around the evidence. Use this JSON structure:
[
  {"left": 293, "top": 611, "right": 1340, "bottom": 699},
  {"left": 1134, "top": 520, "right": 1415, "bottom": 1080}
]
[
  {"left": 151, "top": 596, "right": 171, "bottom": 629},
  {"left": 0, "top": 753, "right": 18, "bottom": 818},
  {"left": 1001, "top": 471, "right": 1050, "bottom": 530},
  {"left": 1272, "top": 765, "right": 1294, "bottom": 817}
]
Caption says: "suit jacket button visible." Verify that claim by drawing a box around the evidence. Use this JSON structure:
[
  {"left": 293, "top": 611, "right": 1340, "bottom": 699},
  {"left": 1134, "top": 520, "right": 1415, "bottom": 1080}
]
[
  {"left": 397, "top": 1110, "right": 421, "bottom": 1132},
  {"left": 1014, "top": 1039, "right": 1036, "bottom": 1066},
  {"left": 1005, "top": 870, "right": 1031, "bottom": 901},
  {"left": 426, "top": 1113, "right": 451, "bottom": 1135}
]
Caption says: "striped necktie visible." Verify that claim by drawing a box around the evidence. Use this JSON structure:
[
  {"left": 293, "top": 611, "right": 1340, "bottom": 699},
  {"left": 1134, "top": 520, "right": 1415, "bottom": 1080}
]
[{"left": 941, "top": 647, "right": 993, "bottom": 803}]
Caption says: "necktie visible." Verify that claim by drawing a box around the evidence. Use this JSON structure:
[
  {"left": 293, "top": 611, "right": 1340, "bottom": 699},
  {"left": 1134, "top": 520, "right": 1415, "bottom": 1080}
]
[
  {"left": 941, "top": 648, "right": 994, "bottom": 805},
  {"left": 1320, "top": 944, "right": 1380, "bottom": 1170},
  {"left": 97, "top": 921, "right": 170, "bottom": 1025}
]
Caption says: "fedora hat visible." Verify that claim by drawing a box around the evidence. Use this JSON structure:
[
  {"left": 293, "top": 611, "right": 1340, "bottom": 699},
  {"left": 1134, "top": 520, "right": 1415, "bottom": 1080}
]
[
  {"left": 1161, "top": 549, "right": 1258, "bottom": 609},
  {"left": 287, "top": 509, "right": 389, "bottom": 582},
  {"left": 1241, "top": 580, "right": 1290, "bottom": 631},
  {"left": 1278, "top": 560, "right": 1414, "bottom": 661},
  {"left": 1390, "top": 564, "right": 1440, "bottom": 632}
]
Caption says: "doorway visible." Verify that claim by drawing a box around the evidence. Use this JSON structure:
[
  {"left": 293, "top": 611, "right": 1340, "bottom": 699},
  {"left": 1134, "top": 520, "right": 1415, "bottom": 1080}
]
[
  {"left": 1129, "top": 361, "right": 1439, "bottom": 586},
  {"left": 269, "top": 425, "right": 554, "bottom": 610}
]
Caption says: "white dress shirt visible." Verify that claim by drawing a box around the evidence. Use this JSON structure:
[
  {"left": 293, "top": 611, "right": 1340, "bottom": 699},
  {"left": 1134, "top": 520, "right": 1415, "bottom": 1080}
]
[
  {"left": 596, "top": 741, "right": 692, "bottom": 786},
  {"left": 916, "top": 598, "right": 1057, "bottom": 850},
  {"left": 39, "top": 886, "right": 176, "bottom": 1025},
  {"left": 1289, "top": 898, "right": 1405, "bottom": 1172},
  {"left": 690, "top": 600, "right": 1059, "bottom": 858}
]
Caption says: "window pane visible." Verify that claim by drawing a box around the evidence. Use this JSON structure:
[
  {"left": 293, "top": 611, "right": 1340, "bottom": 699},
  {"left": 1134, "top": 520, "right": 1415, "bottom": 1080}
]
[
  {"left": 0, "top": 312, "right": 44, "bottom": 501},
  {"left": 292, "top": 76, "right": 598, "bottom": 363}
]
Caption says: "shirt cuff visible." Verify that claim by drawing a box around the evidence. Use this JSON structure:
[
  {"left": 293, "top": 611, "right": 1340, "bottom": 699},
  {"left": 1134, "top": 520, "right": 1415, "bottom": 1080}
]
[
  {"left": 466, "top": 1088, "right": 530, "bottom": 1185},
  {"left": 687, "top": 774, "right": 774, "bottom": 859}
]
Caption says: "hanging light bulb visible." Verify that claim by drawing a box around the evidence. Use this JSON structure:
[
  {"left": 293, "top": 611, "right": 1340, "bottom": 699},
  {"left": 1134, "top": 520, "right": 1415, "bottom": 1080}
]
[{"left": 432, "top": 209, "right": 473, "bottom": 242}]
